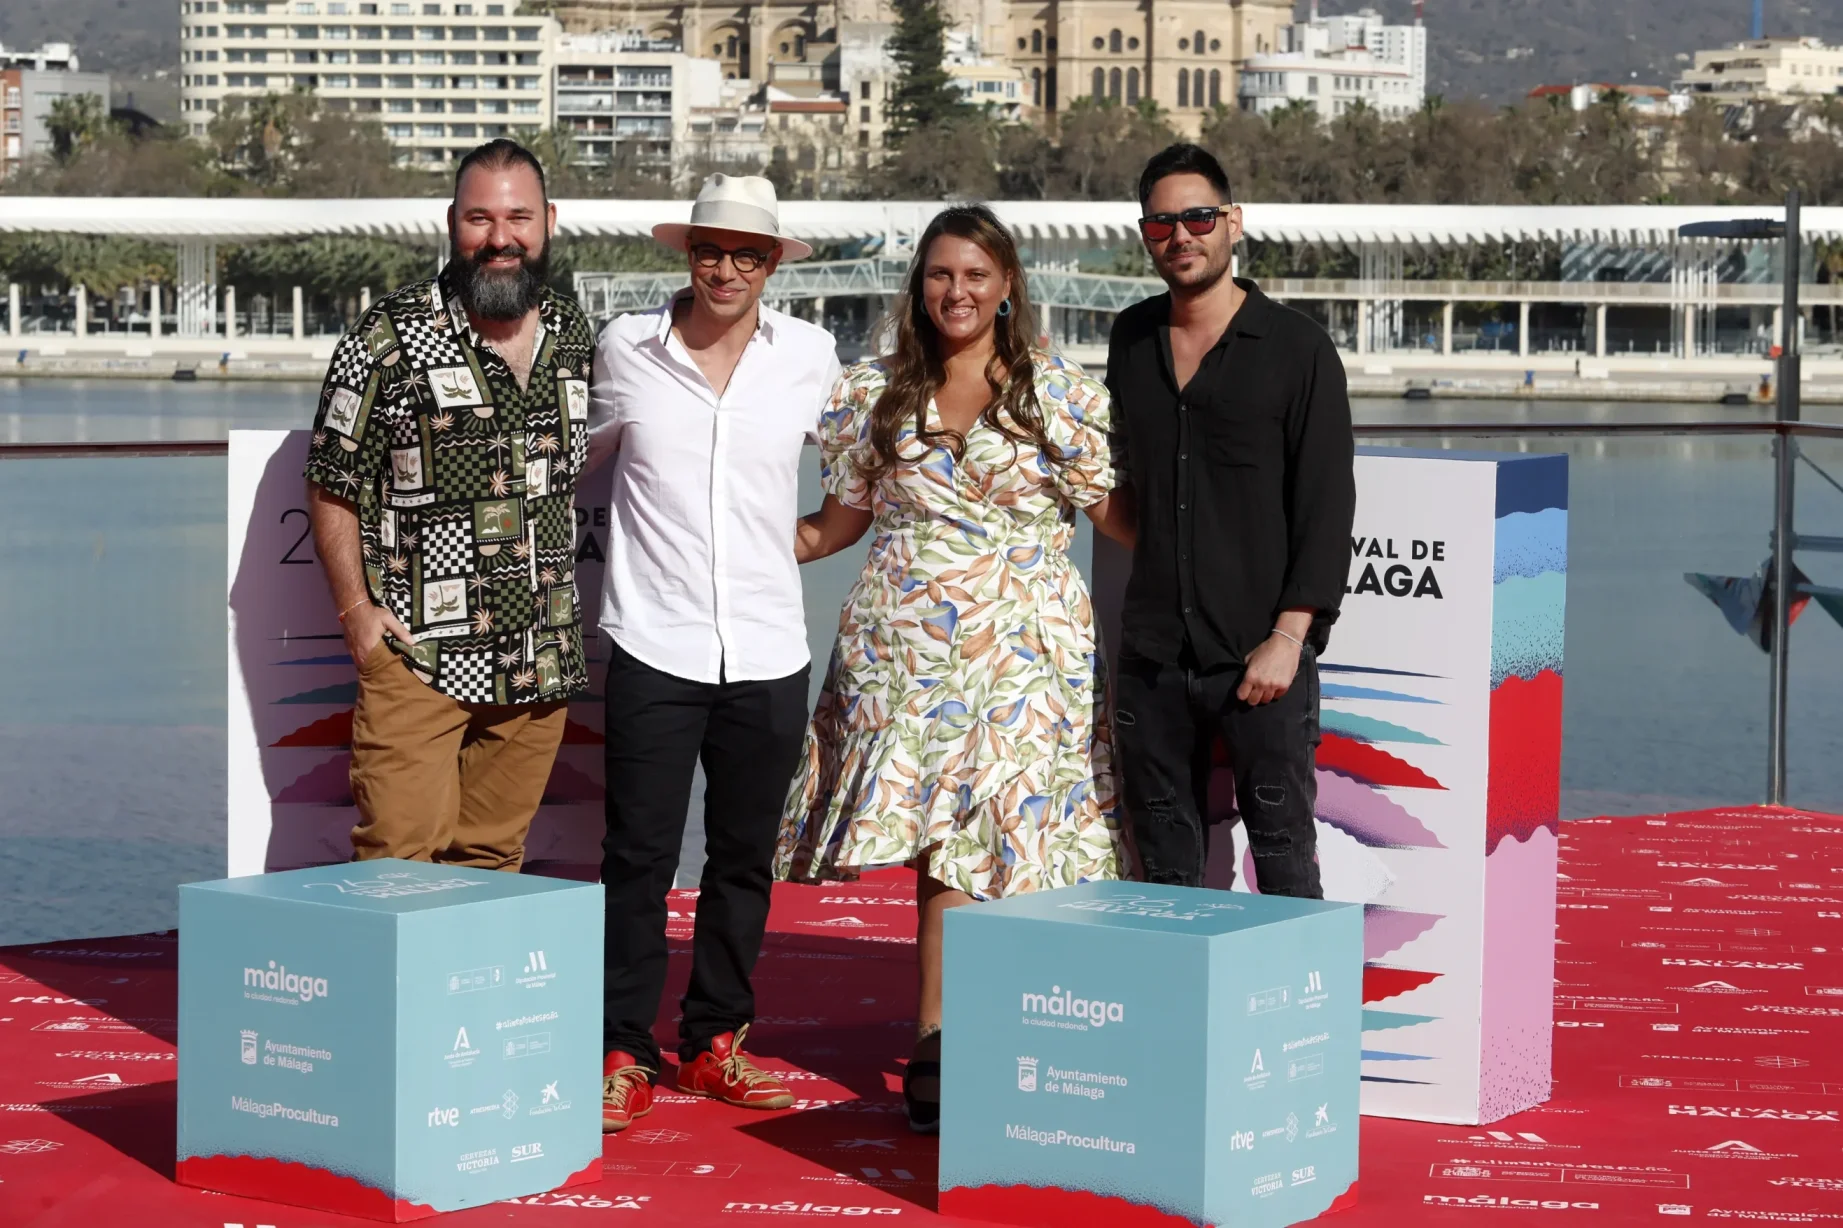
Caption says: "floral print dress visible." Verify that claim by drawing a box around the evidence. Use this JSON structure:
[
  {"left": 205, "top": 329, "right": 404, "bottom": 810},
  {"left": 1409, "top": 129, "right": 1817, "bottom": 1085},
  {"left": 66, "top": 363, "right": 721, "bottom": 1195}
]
[{"left": 773, "top": 354, "right": 1133, "bottom": 901}]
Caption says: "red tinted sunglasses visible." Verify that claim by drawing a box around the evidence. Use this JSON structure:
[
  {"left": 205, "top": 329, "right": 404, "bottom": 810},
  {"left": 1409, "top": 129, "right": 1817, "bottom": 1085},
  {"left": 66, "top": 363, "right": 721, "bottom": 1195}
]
[{"left": 1138, "top": 206, "right": 1226, "bottom": 243}]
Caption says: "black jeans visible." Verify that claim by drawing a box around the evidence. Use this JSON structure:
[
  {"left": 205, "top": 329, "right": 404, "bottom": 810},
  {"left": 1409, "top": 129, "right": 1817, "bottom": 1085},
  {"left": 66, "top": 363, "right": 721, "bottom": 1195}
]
[
  {"left": 601, "top": 641, "right": 811, "bottom": 1072},
  {"left": 1112, "top": 647, "right": 1323, "bottom": 898}
]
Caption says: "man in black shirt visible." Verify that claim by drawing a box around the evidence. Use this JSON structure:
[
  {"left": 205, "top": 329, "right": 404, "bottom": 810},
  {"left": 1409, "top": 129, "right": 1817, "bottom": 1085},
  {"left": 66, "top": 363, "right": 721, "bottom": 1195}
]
[{"left": 1106, "top": 143, "right": 1355, "bottom": 896}]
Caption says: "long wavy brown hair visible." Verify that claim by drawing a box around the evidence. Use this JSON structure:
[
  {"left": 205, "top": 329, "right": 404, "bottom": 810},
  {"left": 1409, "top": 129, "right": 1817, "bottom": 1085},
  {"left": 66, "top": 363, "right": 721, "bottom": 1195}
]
[{"left": 858, "top": 204, "right": 1064, "bottom": 488}]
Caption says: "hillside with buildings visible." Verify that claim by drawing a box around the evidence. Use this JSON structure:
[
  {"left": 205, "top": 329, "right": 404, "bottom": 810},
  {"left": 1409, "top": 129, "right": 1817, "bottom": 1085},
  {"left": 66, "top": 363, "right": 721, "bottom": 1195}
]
[{"left": 7, "top": 0, "right": 1843, "bottom": 115}]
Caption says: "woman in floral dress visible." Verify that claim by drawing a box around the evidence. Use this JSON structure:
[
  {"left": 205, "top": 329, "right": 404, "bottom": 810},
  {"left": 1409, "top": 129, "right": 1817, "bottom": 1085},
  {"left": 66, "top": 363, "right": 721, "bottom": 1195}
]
[{"left": 774, "top": 204, "right": 1137, "bottom": 1132}]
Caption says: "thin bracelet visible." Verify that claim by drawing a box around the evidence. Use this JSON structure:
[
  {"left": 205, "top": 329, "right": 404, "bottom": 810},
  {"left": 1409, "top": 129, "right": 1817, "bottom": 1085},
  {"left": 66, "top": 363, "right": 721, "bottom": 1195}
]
[
  {"left": 336, "top": 597, "right": 372, "bottom": 623},
  {"left": 1270, "top": 627, "right": 1306, "bottom": 650}
]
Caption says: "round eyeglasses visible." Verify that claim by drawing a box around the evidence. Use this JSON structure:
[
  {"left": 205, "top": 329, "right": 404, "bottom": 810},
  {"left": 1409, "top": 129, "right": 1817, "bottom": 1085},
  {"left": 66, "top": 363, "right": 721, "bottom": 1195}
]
[{"left": 689, "top": 242, "right": 772, "bottom": 273}]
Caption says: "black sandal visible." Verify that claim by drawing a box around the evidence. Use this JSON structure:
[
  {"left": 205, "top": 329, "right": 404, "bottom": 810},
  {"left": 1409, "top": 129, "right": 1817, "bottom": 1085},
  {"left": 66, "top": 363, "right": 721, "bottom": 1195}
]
[{"left": 902, "top": 1057, "right": 941, "bottom": 1135}]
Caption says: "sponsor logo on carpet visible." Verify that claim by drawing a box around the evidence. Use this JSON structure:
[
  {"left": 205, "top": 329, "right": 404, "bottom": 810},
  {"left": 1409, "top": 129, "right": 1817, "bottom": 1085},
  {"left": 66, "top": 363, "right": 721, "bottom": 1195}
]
[
  {"left": 1770, "top": 1177, "right": 1843, "bottom": 1191},
  {"left": 1671, "top": 980, "right": 1764, "bottom": 995},
  {"left": 1422, "top": 1195, "right": 1599, "bottom": 1210},
  {"left": 723, "top": 1203, "right": 901, "bottom": 1216},
  {"left": 1674, "top": 1139, "right": 1797, "bottom": 1161},
  {"left": 0, "top": 1138, "right": 61, "bottom": 1154},
  {"left": 504, "top": 1193, "right": 654, "bottom": 1208},
  {"left": 1667, "top": 1105, "right": 1839, "bottom": 1121},
  {"left": 53, "top": 1050, "right": 172, "bottom": 1061},
  {"left": 37, "top": 1072, "right": 130, "bottom": 1091}
]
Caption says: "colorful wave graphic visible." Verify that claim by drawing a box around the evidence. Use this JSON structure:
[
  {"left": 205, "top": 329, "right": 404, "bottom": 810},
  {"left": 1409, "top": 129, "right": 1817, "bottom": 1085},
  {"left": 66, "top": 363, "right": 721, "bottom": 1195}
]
[
  {"left": 1321, "top": 710, "right": 1444, "bottom": 746},
  {"left": 1317, "top": 771, "right": 1445, "bottom": 849},
  {"left": 1322, "top": 683, "right": 1440, "bottom": 704},
  {"left": 177, "top": 1154, "right": 435, "bottom": 1221},
  {"left": 1362, "top": 965, "right": 1441, "bottom": 1003},
  {"left": 272, "top": 710, "right": 353, "bottom": 748},
  {"left": 1364, "top": 905, "right": 1443, "bottom": 960},
  {"left": 274, "top": 755, "right": 353, "bottom": 805},
  {"left": 1493, "top": 508, "right": 1567, "bottom": 584},
  {"left": 1491, "top": 571, "right": 1565, "bottom": 688},
  {"left": 542, "top": 760, "right": 604, "bottom": 804},
  {"left": 276, "top": 682, "right": 360, "bottom": 705},
  {"left": 1485, "top": 669, "right": 1563, "bottom": 853},
  {"left": 560, "top": 717, "right": 604, "bottom": 745},
  {"left": 1363, "top": 1008, "right": 1439, "bottom": 1032},
  {"left": 941, "top": 1180, "right": 1358, "bottom": 1226},
  {"left": 1318, "top": 738, "right": 1446, "bottom": 791},
  {"left": 1362, "top": 1049, "right": 1435, "bottom": 1062}
]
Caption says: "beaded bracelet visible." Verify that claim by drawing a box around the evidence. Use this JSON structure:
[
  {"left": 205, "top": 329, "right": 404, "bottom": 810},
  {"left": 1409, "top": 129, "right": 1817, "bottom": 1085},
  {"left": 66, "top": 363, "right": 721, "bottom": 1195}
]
[{"left": 1270, "top": 627, "right": 1306, "bottom": 650}]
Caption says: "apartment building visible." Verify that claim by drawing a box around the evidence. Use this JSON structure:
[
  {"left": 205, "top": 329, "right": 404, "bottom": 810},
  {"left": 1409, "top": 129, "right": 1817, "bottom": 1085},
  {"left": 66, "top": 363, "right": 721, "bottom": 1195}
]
[
  {"left": 1675, "top": 37, "right": 1843, "bottom": 107},
  {"left": 1236, "top": 4, "right": 1426, "bottom": 120},
  {"left": 177, "top": 0, "right": 555, "bottom": 164},
  {"left": 1, "top": 42, "right": 110, "bottom": 179},
  {"left": 552, "top": 31, "right": 720, "bottom": 170}
]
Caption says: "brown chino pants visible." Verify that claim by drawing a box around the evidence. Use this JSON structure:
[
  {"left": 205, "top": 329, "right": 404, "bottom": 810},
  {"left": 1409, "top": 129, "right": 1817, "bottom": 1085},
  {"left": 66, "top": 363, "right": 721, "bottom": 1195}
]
[{"left": 348, "top": 641, "right": 568, "bottom": 871}]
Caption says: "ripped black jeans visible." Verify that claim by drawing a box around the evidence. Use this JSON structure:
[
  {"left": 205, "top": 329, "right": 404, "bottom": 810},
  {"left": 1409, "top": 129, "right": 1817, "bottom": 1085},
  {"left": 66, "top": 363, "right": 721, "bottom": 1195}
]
[{"left": 1111, "top": 647, "right": 1323, "bottom": 897}]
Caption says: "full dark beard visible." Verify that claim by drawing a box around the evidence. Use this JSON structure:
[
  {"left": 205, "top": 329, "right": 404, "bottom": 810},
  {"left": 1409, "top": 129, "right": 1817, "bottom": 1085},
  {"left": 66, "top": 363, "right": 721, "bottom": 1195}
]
[{"left": 451, "top": 237, "right": 550, "bottom": 322}]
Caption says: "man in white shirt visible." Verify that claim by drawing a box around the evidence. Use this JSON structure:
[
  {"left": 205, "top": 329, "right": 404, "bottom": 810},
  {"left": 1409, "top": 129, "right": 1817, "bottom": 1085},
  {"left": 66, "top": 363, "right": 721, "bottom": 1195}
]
[{"left": 585, "top": 174, "right": 840, "bottom": 1133}]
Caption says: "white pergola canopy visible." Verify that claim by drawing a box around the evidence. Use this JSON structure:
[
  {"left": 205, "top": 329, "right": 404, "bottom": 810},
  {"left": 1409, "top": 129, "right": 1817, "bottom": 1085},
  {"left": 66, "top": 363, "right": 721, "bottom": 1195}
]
[{"left": 5, "top": 198, "right": 1842, "bottom": 249}]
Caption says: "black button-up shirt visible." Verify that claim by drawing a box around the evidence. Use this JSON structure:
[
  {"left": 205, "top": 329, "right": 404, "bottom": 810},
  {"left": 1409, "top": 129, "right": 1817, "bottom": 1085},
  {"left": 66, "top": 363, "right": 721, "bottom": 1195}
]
[{"left": 1106, "top": 279, "right": 1356, "bottom": 670}]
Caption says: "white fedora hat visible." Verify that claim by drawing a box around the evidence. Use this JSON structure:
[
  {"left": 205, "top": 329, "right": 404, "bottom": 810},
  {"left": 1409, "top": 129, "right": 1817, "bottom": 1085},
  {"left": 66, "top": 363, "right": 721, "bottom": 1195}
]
[{"left": 652, "top": 173, "right": 814, "bottom": 262}]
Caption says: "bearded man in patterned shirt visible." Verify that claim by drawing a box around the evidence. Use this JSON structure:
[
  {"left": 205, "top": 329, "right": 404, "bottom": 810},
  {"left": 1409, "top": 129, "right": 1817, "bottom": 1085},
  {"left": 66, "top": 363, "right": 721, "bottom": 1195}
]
[{"left": 304, "top": 138, "right": 595, "bottom": 871}]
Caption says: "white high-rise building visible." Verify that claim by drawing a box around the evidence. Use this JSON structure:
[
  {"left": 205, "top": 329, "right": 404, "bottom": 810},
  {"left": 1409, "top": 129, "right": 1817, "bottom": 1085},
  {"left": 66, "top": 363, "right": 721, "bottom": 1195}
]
[
  {"left": 177, "top": 0, "right": 555, "bottom": 164},
  {"left": 1236, "top": 3, "right": 1426, "bottom": 121},
  {"left": 552, "top": 31, "right": 721, "bottom": 172}
]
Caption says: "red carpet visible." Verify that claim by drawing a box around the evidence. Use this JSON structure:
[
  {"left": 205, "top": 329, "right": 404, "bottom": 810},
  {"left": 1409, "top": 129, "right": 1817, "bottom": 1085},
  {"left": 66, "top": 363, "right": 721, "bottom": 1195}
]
[{"left": 2, "top": 805, "right": 1839, "bottom": 1226}]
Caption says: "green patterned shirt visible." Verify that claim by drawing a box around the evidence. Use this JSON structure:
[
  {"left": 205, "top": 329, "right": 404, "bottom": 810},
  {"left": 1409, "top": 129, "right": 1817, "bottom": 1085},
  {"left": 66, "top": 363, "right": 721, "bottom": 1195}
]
[{"left": 304, "top": 265, "right": 594, "bottom": 705}]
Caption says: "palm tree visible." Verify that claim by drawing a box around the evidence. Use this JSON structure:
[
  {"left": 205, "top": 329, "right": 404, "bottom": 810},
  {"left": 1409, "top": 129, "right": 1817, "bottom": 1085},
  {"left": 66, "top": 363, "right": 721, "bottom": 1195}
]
[{"left": 46, "top": 93, "right": 110, "bottom": 164}]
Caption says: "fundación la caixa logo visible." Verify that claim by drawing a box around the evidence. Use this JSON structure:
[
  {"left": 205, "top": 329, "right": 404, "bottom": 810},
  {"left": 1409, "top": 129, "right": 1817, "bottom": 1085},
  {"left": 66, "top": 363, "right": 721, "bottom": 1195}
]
[
  {"left": 242, "top": 960, "right": 329, "bottom": 1003},
  {"left": 1021, "top": 985, "right": 1125, "bottom": 1029}
]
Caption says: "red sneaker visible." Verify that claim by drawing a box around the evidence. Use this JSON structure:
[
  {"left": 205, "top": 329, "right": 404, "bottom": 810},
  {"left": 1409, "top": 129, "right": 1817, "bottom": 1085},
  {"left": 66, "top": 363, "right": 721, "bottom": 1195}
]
[
  {"left": 675, "top": 1024, "right": 794, "bottom": 1110},
  {"left": 602, "top": 1050, "right": 655, "bottom": 1133}
]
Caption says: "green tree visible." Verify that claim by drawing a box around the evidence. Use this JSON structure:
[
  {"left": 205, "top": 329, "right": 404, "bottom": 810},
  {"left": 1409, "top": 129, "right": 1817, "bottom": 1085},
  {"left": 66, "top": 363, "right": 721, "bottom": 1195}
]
[
  {"left": 45, "top": 93, "right": 111, "bottom": 164},
  {"left": 885, "top": 0, "right": 967, "bottom": 143},
  {"left": 880, "top": 113, "right": 997, "bottom": 198},
  {"left": 1052, "top": 98, "right": 1174, "bottom": 201}
]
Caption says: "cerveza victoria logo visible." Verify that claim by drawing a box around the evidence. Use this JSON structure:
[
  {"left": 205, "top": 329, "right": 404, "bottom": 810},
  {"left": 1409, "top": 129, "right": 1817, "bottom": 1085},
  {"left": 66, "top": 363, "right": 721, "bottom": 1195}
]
[
  {"left": 1020, "top": 985, "right": 1124, "bottom": 1031},
  {"left": 242, "top": 961, "right": 329, "bottom": 1006}
]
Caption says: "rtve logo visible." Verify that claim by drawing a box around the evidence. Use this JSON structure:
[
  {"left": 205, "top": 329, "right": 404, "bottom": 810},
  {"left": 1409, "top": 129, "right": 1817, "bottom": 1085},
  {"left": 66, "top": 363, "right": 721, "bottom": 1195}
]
[
  {"left": 427, "top": 1106, "right": 460, "bottom": 1128},
  {"left": 1230, "top": 1130, "right": 1255, "bottom": 1150}
]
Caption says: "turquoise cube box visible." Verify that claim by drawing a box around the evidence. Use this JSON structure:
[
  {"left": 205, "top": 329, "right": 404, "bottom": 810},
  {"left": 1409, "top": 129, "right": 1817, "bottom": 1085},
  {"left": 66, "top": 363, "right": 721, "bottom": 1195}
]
[
  {"left": 940, "top": 883, "right": 1361, "bottom": 1228},
  {"left": 177, "top": 860, "right": 602, "bottom": 1221}
]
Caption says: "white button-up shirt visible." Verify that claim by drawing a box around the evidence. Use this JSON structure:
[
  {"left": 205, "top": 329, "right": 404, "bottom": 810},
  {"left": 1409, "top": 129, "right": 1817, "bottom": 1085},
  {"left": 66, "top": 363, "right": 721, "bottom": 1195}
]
[{"left": 586, "top": 293, "right": 841, "bottom": 684}]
